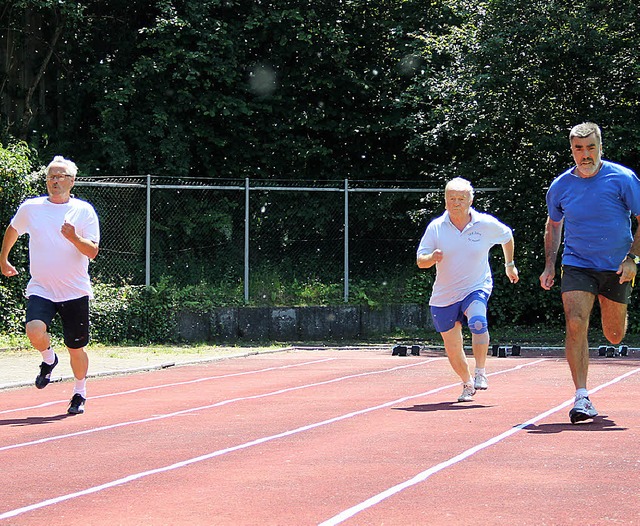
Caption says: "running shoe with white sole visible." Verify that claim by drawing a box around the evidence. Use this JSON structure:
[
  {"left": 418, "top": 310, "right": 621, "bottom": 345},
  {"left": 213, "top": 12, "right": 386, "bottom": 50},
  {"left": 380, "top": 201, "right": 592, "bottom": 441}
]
[
  {"left": 474, "top": 373, "right": 488, "bottom": 390},
  {"left": 457, "top": 383, "right": 476, "bottom": 402},
  {"left": 67, "top": 393, "right": 86, "bottom": 415},
  {"left": 569, "top": 397, "right": 598, "bottom": 424}
]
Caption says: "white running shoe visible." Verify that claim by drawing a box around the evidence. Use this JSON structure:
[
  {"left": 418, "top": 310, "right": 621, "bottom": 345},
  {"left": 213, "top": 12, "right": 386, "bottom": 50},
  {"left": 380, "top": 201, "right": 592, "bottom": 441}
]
[
  {"left": 457, "top": 383, "right": 476, "bottom": 402},
  {"left": 569, "top": 397, "right": 598, "bottom": 424},
  {"left": 474, "top": 373, "right": 488, "bottom": 390}
]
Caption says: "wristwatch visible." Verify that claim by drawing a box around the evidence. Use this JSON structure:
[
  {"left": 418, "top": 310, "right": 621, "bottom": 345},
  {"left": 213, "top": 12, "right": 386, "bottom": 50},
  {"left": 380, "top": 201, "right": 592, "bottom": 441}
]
[{"left": 627, "top": 253, "right": 640, "bottom": 264}]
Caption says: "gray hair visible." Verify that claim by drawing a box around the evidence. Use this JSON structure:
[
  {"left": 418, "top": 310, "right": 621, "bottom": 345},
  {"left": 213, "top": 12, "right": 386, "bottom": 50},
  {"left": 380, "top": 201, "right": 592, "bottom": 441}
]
[
  {"left": 445, "top": 177, "right": 474, "bottom": 198},
  {"left": 569, "top": 122, "right": 602, "bottom": 145},
  {"left": 46, "top": 155, "right": 78, "bottom": 177}
]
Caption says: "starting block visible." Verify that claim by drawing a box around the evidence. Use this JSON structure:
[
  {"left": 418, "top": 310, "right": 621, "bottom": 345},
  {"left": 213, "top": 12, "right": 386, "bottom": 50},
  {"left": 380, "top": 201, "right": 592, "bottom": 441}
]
[
  {"left": 392, "top": 345, "right": 407, "bottom": 356},
  {"left": 598, "top": 345, "right": 628, "bottom": 357},
  {"left": 491, "top": 344, "right": 521, "bottom": 357},
  {"left": 392, "top": 344, "right": 421, "bottom": 356}
]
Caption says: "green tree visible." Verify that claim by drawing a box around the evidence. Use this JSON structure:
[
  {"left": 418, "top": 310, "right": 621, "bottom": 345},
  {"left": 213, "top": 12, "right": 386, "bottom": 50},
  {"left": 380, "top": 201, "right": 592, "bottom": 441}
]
[
  {"left": 403, "top": 0, "right": 640, "bottom": 326},
  {"left": 0, "top": 1, "right": 88, "bottom": 142},
  {"left": 0, "top": 141, "right": 37, "bottom": 333},
  {"left": 88, "top": 0, "right": 422, "bottom": 179}
]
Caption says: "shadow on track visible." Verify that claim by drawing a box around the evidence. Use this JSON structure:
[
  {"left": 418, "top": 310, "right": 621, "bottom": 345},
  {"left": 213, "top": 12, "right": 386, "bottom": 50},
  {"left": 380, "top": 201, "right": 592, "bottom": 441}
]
[
  {"left": 524, "top": 416, "right": 626, "bottom": 434},
  {"left": 393, "top": 401, "right": 495, "bottom": 412},
  {"left": 0, "top": 413, "right": 75, "bottom": 427}
]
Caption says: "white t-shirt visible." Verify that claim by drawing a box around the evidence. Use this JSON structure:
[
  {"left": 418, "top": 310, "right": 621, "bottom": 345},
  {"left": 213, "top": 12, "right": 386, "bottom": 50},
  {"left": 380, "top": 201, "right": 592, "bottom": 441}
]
[
  {"left": 11, "top": 196, "right": 100, "bottom": 302},
  {"left": 416, "top": 208, "right": 512, "bottom": 307}
]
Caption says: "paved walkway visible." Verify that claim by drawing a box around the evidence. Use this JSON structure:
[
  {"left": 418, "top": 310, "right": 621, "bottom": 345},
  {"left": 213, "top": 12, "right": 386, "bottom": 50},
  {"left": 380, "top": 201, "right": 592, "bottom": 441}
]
[{"left": 0, "top": 345, "right": 287, "bottom": 390}]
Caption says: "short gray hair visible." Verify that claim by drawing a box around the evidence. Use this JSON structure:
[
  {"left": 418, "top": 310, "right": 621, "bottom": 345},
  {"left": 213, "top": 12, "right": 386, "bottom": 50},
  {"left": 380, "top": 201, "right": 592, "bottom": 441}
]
[
  {"left": 445, "top": 177, "right": 474, "bottom": 198},
  {"left": 569, "top": 122, "right": 602, "bottom": 145},
  {"left": 46, "top": 155, "right": 78, "bottom": 177}
]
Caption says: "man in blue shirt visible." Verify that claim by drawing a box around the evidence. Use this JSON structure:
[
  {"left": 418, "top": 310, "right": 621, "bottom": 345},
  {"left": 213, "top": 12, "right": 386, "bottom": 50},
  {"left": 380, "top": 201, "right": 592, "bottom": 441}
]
[{"left": 540, "top": 122, "right": 640, "bottom": 424}]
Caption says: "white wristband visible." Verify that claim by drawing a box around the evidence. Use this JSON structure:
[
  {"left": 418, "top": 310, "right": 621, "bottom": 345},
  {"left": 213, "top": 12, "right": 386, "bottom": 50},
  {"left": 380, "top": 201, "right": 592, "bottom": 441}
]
[{"left": 505, "top": 261, "right": 515, "bottom": 268}]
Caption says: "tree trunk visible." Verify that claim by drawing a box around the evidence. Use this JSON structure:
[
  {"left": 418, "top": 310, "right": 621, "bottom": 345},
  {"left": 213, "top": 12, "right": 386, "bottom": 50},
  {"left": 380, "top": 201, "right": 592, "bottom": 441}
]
[{"left": 18, "top": 19, "right": 63, "bottom": 140}]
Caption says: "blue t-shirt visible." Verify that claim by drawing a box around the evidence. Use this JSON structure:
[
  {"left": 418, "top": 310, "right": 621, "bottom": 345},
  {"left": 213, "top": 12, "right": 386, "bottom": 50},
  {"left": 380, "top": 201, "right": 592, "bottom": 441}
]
[{"left": 546, "top": 160, "right": 640, "bottom": 271}]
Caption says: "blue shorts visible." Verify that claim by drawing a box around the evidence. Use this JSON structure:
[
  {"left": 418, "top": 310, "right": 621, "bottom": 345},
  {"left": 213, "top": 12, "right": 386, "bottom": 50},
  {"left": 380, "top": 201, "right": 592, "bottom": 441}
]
[
  {"left": 430, "top": 291, "right": 489, "bottom": 333},
  {"left": 26, "top": 295, "right": 91, "bottom": 349}
]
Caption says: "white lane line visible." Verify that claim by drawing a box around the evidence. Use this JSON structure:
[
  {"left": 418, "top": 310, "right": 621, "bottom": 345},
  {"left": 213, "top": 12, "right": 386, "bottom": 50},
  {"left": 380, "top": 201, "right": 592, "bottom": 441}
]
[
  {"left": 0, "top": 358, "right": 336, "bottom": 415},
  {"left": 318, "top": 366, "right": 640, "bottom": 526},
  {"left": 0, "top": 359, "right": 545, "bottom": 520},
  {"left": 0, "top": 359, "right": 444, "bottom": 452}
]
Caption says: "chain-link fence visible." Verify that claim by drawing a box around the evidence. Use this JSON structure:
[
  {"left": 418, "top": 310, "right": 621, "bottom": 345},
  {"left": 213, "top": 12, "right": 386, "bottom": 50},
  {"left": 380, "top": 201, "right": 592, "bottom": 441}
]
[{"left": 74, "top": 177, "right": 498, "bottom": 305}]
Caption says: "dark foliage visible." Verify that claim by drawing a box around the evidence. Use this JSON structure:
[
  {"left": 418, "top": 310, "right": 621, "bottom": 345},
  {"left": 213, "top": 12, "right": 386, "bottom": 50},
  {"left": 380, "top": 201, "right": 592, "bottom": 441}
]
[{"left": 2, "top": 0, "right": 639, "bottom": 340}]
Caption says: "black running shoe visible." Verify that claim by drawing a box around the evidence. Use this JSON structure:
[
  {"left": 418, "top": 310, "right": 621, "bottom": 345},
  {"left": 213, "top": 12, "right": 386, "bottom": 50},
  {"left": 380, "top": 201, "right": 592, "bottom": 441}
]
[
  {"left": 68, "top": 393, "right": 86, "bottom": 415},
  {"left": 35, "top": 354, "right": 58, "bottom": 389}
]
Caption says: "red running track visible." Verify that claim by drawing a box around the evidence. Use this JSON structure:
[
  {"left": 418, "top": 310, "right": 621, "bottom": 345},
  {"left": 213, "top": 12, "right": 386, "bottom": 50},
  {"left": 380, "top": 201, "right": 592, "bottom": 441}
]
[{"left": 0, "top": 348, "right": 639, "bottom": 525}]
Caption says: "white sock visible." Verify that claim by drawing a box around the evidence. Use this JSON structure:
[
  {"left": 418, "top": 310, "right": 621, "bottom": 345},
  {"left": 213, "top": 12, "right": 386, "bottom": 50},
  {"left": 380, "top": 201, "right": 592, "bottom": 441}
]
[
  {"left": 474, "top": 367, "right": 486, "bottom": 376},
  {"left": 40, "top": 347, "right": 55, "bottom": 365},
  {"left": 74, "top": 378, "right": 87, "bottom": 398},
  {"left": 576, "top": 388, "right": 589, "bottom": 400}
]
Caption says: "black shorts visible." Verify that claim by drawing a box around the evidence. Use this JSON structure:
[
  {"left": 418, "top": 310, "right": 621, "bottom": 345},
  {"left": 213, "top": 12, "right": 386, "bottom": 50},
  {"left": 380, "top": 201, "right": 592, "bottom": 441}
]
[
  {"left": 25, "top": 295, "right": 91, "bottom": 348},
  {"left": 561, "top": 265, "right": 632, "bottom": 304}
]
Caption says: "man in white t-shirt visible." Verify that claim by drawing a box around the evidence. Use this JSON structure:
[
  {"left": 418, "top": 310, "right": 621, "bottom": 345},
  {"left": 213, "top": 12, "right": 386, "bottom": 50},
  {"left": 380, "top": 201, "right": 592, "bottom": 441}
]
[
  {"left": 1, "top": 156, "right": 100, "bottom": 415},
  {"left": 417, "top": 178, "right": 519, "bottom": 402}
]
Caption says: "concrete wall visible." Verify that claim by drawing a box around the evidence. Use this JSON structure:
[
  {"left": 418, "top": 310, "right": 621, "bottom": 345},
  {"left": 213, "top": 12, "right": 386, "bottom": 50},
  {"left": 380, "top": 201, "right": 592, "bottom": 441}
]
[{"left": 176, "top": 304, "right": 432, "bottom": 343}]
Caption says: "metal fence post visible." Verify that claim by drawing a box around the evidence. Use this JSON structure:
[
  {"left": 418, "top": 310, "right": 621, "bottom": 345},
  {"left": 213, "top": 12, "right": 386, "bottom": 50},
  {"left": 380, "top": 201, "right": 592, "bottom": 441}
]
[
  {"left": 145, "top": 174, "right": 151, "bottom": 288},
  {"left": 244, "top": 177, "right": 250, "bottom": 303},
  {"left": 344, "top": 178, "right": 349, "bottom": 303}
]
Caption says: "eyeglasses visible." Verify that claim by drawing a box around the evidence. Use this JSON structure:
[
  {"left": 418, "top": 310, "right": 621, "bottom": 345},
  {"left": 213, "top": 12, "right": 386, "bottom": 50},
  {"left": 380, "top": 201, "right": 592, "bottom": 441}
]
[{"left": 46, "top": 174, "right": 72, "bottom": 181}]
